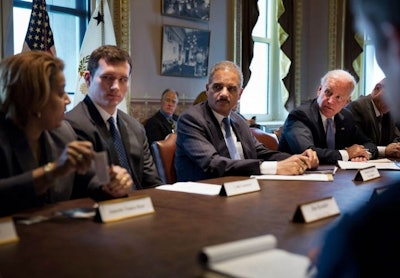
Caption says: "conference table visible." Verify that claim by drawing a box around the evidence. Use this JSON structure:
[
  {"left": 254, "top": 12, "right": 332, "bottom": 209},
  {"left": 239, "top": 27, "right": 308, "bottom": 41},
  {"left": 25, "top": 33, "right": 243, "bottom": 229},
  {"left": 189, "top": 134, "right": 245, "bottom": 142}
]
[{"left": 0, "top": 168, "right": 399, "bottom": 277}]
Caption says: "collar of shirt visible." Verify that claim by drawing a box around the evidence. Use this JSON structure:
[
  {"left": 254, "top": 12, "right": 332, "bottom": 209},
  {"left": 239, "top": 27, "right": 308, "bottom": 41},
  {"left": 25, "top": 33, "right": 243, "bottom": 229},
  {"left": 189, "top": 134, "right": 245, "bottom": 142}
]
[
  {"left": 211, "top": 110, "right": 230, "bottom": 127},
  {"left": 159, "top": 109, "right": 173, "bottom": 121},
  {"left": 370, "top": 99, "right": 382, "bottom": 118},
  {"left": 90, "top": 99, "right": 118, "bottom": 129},
  {"left": 320, "top": 112, "right": 334, "bottom": 132}
]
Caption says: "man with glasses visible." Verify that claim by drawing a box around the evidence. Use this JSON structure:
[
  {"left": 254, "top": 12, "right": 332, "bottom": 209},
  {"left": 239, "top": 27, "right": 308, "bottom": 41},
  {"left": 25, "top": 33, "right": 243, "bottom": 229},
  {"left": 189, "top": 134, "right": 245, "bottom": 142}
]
[
  {"left": 175, "top": 60, "right": 319, "bottom": 182},
  {"left": 66, "top": 45, "right": 162, "bottom": 191},
  {"left": 144, "top": 88, "right": 179, "bottom": 146},
  {"left": 279, "top": 69, "right": 378, "bottom": 164}
]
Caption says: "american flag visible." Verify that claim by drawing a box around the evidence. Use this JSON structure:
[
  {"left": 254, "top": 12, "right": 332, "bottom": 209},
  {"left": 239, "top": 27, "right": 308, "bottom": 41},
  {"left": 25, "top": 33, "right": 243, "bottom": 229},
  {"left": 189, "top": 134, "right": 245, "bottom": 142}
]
[{"left": 22, "top": 0, "right": 56, "bottom": 55}]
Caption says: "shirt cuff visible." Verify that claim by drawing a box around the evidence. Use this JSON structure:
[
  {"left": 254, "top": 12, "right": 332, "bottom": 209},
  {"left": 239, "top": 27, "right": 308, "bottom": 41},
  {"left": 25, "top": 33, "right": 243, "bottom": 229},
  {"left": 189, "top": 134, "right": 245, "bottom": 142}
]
[
  {"left": 378, "top": 146, "right": 386, "bottom": 157},
  {"left": 339, "top": 150, "right": 349, "bottom": 161},
  {"left": 260, "top": 161, "right": 277, "bottom": 175}
]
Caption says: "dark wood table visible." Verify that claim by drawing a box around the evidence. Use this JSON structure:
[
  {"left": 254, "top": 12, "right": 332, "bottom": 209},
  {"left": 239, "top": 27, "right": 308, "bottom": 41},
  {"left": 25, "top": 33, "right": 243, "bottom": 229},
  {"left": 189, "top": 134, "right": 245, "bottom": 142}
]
[{"left": 0, "top": 168, "right": 399, "bottom": 277}]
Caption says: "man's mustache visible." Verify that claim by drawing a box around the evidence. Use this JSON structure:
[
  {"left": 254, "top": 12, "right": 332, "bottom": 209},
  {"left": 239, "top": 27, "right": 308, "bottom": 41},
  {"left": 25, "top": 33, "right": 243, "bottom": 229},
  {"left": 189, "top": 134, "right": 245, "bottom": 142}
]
[{"left": 217, "top": 98, "right": 229, "bottom": 103}]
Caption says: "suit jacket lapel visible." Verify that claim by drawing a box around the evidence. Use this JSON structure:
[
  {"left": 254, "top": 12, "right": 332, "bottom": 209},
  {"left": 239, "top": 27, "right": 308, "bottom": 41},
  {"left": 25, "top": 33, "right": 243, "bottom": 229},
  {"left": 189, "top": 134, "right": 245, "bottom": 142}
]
[
  {"left": 230, "top": 115, "right": 249, "bottom": 157},
  {"left": 83, "top": 96, "right": 109, "bottom": 137},
  {"left": 311, "top": 100, "right": 327, "bottom": 142},
  {"left": 204, "top": 103, "right": 230, "bottom": 158},
  {"left": 116, "top": 112, "right": 141, "bottom": 186}
]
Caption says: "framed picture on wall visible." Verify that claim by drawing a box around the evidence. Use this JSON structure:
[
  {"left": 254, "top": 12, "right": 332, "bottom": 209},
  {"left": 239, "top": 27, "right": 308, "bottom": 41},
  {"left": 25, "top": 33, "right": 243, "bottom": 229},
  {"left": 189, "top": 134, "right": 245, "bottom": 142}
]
[
  {"left": 162, "top": 0, "right": 210, "bottom": 21},
  {"left": 161, "top": 25, "right": 210, "bottom": 78}
]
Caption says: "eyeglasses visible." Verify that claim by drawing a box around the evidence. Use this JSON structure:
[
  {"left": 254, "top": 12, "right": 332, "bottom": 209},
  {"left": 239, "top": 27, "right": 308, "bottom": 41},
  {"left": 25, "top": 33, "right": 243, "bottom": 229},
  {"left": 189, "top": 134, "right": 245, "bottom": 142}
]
[
  {"left": 210, "top": 83, "right": 240, "bottom": 95},
  {"left": 322, "top": 89, "right": 348, "bottom": 104}
]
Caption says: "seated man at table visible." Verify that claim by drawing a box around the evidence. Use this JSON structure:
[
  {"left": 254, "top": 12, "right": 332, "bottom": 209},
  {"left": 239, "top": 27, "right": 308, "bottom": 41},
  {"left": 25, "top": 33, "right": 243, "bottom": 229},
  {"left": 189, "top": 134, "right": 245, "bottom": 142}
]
[
  {"left": 278, "top": 69, "right": 378, "bottom": 164},
  {"left": 346, "top": 78, "right": 400, "bottom": 158},
  {"left": 66, "top": 45, "right": 161, "bottom": 190},
  {"left": 144, "top": 88, "right": 179, "bottom": 146},
  {"left": 175, "top": 60, "right": 319, "bottom": 182}
]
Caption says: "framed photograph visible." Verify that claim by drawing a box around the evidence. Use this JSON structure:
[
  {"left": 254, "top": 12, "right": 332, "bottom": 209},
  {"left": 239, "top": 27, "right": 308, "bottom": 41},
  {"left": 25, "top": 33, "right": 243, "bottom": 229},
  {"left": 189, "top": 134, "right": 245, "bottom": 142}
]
[
  {"left": 161, "top": 25, "right": 210, "bottom": 78},
  {"left": 162, "top": 0, "right": 210, "bottom": 21}
]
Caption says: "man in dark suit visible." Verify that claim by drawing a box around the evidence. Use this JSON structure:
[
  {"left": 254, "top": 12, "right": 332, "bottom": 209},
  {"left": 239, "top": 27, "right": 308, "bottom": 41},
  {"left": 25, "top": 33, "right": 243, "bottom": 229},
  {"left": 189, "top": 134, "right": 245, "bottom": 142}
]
[
  {"left": 66, "top": 45, "right": 161, "bottom": 189},
  {"left": 144, "top": 88, "right": 179, "bottom": 146},
  {"left": 313, "top": 1, "right": 400, "bottom": 276},
  {"left": 279, "top": 69, "right": 378, "bottom": 164},
  {"left": 175, "top": 60, "right": 319, "bottom": 182},
  {"left": 346, "top": 78, "right": 400, "bottom": 158}
]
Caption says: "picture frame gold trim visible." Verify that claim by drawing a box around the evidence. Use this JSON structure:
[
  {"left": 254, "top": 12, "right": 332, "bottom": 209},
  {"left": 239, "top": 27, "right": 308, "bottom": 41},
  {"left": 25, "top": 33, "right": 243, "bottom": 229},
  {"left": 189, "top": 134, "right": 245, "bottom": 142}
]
[
  {"left": 110, "top": 0, "right": 131, "bottom": 111},
  {"left": 111, "top": 0, "right": 130, "bottom": 52},
  {"left": 328, "top": 0, "right": 346, "bottom": 70},
  {"left": 293, "top": 0, "right": 303, "bottom": 107},
  {"left": 233, "top": 0, "right": 242, "bottom": 67}
]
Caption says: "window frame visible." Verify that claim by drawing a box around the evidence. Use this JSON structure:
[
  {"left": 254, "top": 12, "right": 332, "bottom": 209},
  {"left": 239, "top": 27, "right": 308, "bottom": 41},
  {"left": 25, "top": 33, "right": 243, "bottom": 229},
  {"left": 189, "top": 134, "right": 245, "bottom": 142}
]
[{"left": 234, "top": 0, "right": 293, "bottom": 124}]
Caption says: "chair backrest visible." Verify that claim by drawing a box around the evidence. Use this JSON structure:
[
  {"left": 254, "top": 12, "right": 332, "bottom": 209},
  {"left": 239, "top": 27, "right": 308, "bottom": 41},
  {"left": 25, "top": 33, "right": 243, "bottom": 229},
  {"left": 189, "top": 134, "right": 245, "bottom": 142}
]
[
  {"left": 250, "top": 127, "right": 279, "bottom": 151},
  {"left": 151, "top": 133, "right": 177, "bottom": 184}
]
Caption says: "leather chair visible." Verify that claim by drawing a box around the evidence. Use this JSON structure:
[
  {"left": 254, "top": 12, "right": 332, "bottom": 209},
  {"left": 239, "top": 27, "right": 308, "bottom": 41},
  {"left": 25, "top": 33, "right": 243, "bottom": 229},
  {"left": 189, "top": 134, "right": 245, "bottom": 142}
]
[
  {"left": 151, "top": 133, "right": 177, "bottom": 184},
  {"left": 250, "top": 127, "right": 279, "bottom": 151}
]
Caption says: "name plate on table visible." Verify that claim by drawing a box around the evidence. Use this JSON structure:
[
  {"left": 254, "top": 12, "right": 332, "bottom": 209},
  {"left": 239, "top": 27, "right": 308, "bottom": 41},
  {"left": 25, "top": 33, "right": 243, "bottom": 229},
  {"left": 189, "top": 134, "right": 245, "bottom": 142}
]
[
  {"left": 353, "top": 166, "right": 380, "bottom": 182},
  {"left": 292, "top": 197, "right": 340, "bottom": 223},
  {"left": 96, "top": 195, "right": 155, "bottom": 223},
  {"left": 0, "top": 217, "right": 19, "bottom": 245},
  {"left": 219, "top": 178, "right": 260, "bottom": 197}
]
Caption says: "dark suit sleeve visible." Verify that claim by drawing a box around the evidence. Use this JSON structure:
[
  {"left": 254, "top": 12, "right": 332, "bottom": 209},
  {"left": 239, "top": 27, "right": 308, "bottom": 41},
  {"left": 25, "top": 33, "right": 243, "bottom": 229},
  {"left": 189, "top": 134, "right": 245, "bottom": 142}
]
[
  {"left": 346, "top": 99, "right": 380, "bottom": 144},
  {"left": 280, "top": 110, "right": 343, "bottom": 164},
  {"left": 177, "top": 109, "right": 270, "bottom": 179},
  {"left": 145, "top": 117, "right": 164, "bottom": 146},
  {"left": 280, "top": 102, "right": 378, "bottom": 164}
]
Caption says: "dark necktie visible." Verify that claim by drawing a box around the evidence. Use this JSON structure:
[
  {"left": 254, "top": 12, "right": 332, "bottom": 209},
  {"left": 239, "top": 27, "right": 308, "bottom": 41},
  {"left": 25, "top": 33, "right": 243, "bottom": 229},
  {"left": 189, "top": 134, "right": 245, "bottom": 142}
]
[
  {"left": 377, "top": 115, "right": 383, "bottom": 144},
  {"left": 380, "top": 114, "right": 391, "bottom": 145},
  {"left": 108, "top": 117, "right": 132, "bottom": 175},
  {"left": 167, "top": 117, "right": 176, "bottom": 133},
  {"left": 222, "top": 117, "right": 240, "bottom": 160},
  {"left": 326, "top": 118, "right": 335, "bottom": 149}
]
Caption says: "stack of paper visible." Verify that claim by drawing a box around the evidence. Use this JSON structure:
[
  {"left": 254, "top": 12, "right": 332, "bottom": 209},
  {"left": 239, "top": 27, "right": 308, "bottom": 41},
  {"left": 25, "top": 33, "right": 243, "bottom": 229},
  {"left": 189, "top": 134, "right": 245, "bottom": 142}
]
[
  {"left": 199, "top": 234, "right": 313, "bottom": 278},
  {"left": 337, "top": 159, "right": 400, "bottom": 170},
  {"left": 251, "top": 173, "right": 333, "bottom": 181},
  {"left": 156, "top": 182, "right": 222, "bottom": 195}
]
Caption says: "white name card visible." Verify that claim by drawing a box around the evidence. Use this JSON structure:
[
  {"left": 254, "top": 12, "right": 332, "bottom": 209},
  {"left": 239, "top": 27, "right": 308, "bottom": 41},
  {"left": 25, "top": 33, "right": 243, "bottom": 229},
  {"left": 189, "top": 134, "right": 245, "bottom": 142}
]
[
  {"left": 96, "top": 195, "right": 155, "bottom": 223},
  {"left": 220, "top": 178, "right": 260, "bottom": 196},
  {"left": 353, "top": 166, "right": 380, "bottom": 182},
  {"left": 0, "top": 217, "right": 19, "bottom": 245},
  {"left": 292, "top": 197, "right": 340, "bottom": 223}
]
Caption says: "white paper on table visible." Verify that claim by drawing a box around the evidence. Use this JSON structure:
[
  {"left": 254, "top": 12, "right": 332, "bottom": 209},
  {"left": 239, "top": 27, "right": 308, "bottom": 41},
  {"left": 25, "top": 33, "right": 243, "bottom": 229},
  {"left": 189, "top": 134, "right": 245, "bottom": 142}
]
[
  {"left": 251, "top": 173, "right": 333, "bottom": 181},
  {"left": 337, "top": 160, "right": 400, "bottom": 170},
  {"left": 156, "top": 182, "right": 222, "bottom": 195},
  {"left": 199, "top": 234, "right": 312, "bottom": 278}
]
